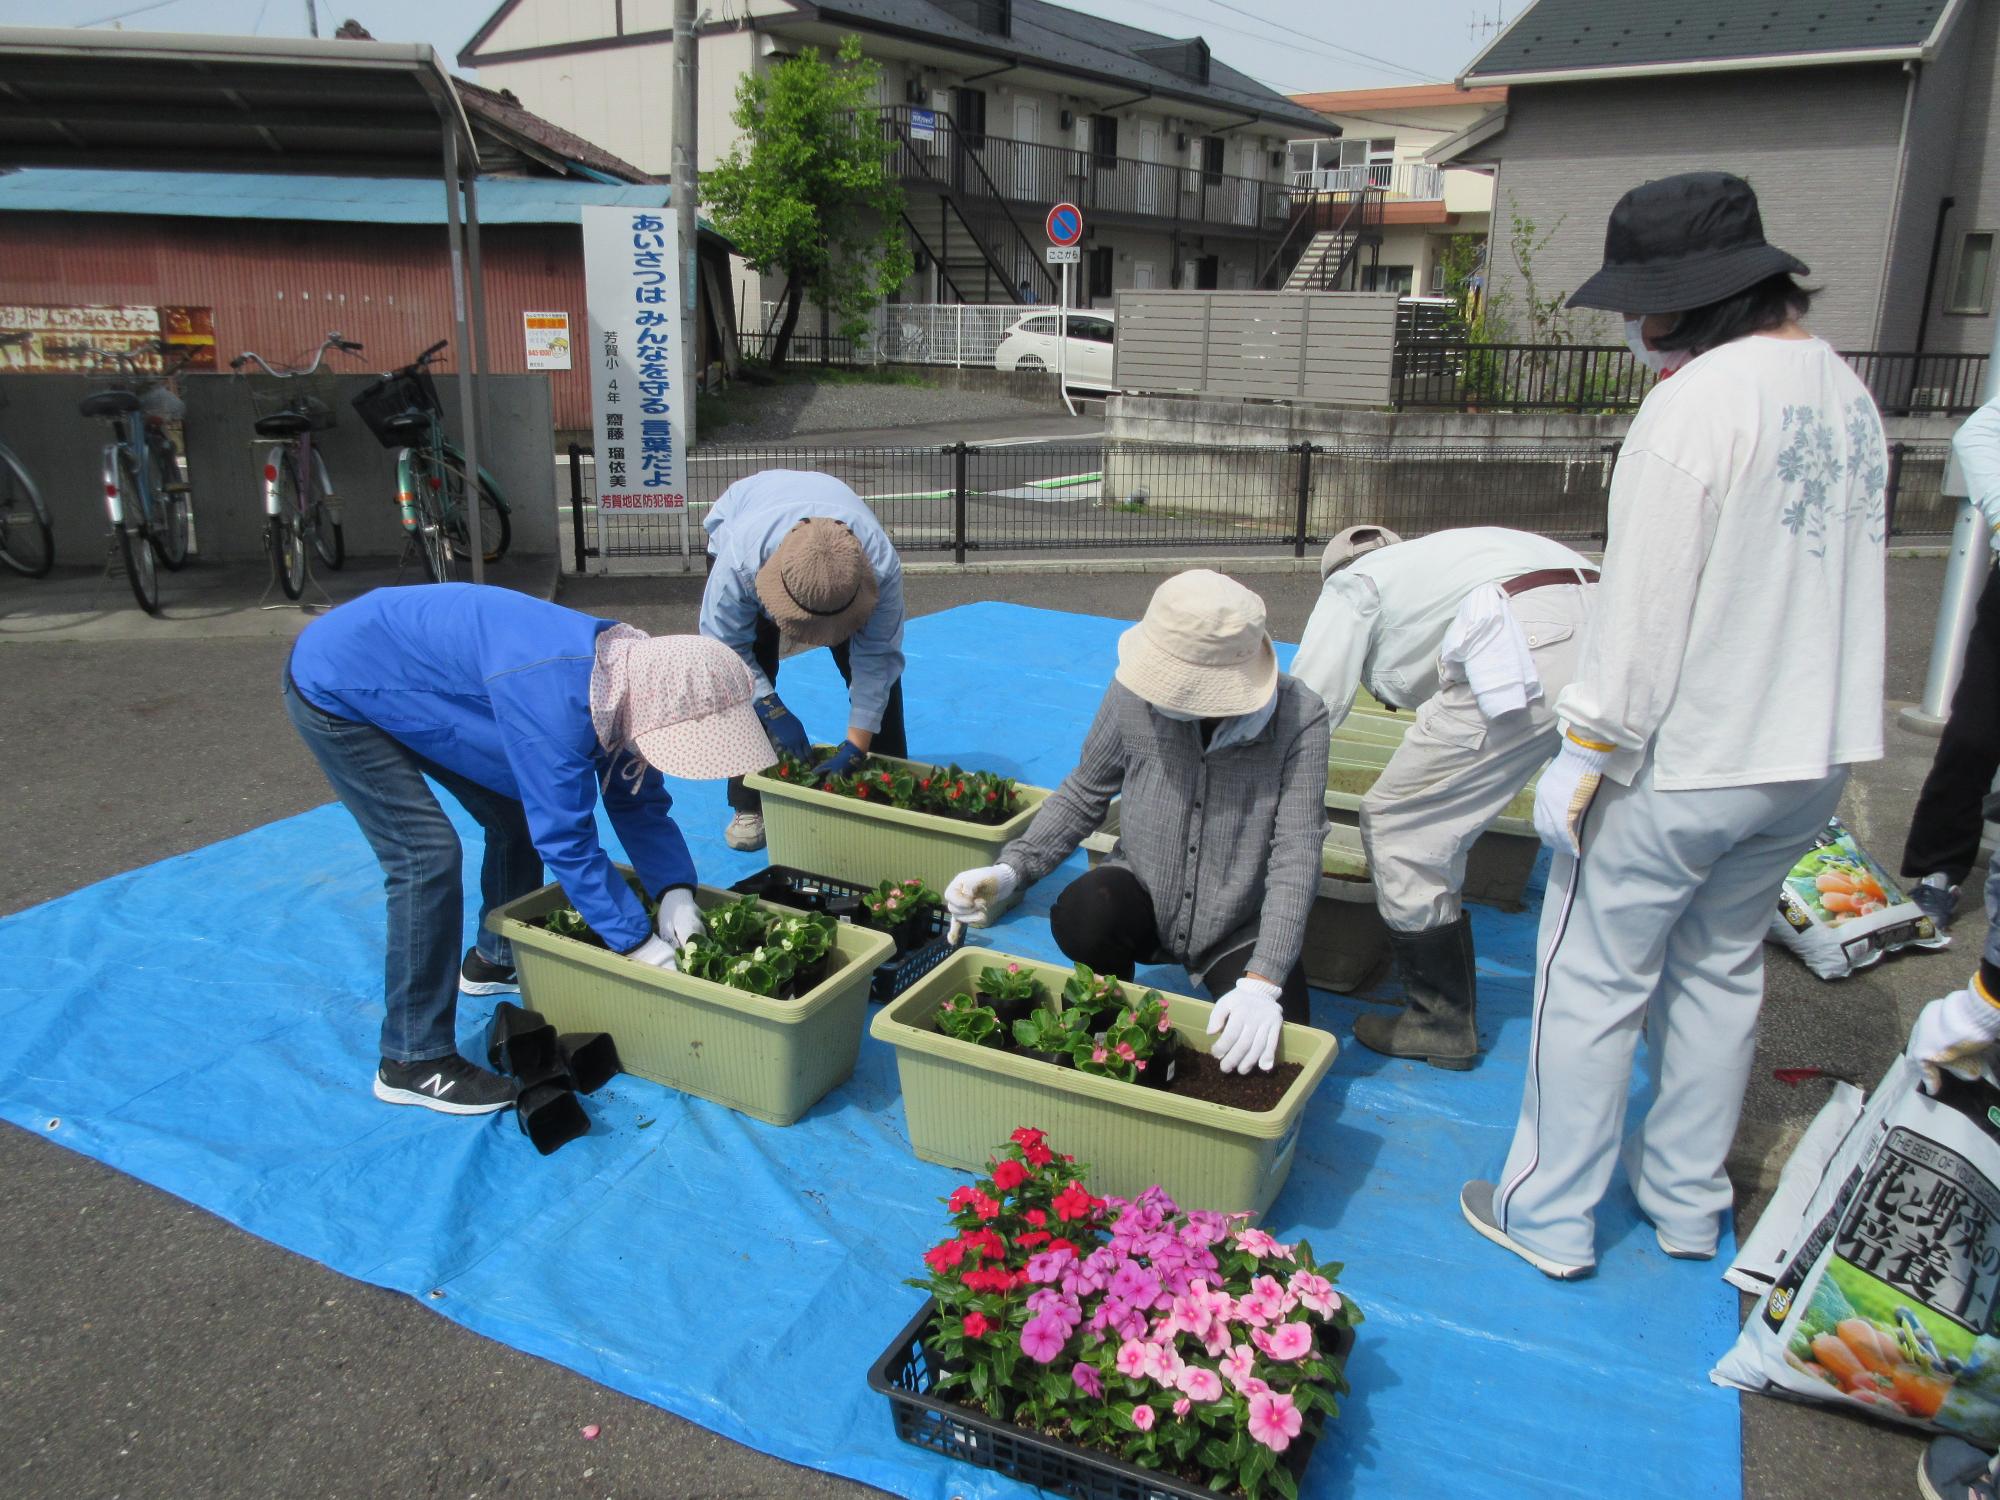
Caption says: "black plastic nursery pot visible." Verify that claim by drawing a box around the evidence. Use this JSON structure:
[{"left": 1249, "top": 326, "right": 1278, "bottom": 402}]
[
  {"left": 516, "top": 1081, "right": 589, "bottom": 1156},
  {"left": 869, "top": 1299, "right": 1354, "bottom": 1500},
  {"left": 729, "top": 865, "right": 955, "bottom": 1003},
  {"left": 559, "top": 1032, "right": 620, "bottom": 1095},
  {"left": 979, "top": 992, "right": 1042, "bottom": 1031},
  {"left": 487, "top": 1001, "right": 561, "bottom": 1079}
]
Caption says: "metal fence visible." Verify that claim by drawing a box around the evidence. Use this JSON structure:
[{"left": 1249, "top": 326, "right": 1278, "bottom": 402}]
[
  {"left": 738, "top": 302, "right": 1028, "bottom": 369},
  {"left": 563, "top": 439, "right": 1956, "bottom": 570}
]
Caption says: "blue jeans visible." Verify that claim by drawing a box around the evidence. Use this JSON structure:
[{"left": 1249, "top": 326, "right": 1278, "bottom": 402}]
[{"left": 284, "top": 674, "right": 543, "bottom": 1064}]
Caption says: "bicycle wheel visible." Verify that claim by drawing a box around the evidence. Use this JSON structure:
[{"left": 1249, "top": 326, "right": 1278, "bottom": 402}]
[
  {"left": 409, "top": 458, "right": 453, "bottom": 584},
  {"left": 268, "top": 462, "right": 307, "bottom": 600},
  {"left": 114, "top": 451, "right": 161, "bottom": 615},
  {"left": 440, "top": 457, "right": 511, "bottom": 563},
  {"left": 307, "top": 460, "right": 344, "bottom": 571},
  {"left": 0, "top": 443, "right": 53, "bottom": 577},
  {"left": 147, "top": 438, "right": 191, "bottom": 571}
]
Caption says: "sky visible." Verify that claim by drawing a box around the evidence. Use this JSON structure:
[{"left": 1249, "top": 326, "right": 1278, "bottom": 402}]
[{"left": 5, "top": 0, "right": 1517, "bottom": 96}]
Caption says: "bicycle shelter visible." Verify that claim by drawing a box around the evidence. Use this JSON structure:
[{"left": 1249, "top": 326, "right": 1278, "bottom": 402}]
[{"left": 0, "top": 26, "right": 502, "bottom": 580}]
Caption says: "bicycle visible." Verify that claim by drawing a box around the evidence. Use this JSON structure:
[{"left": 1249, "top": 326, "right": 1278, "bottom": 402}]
[
  {"left": 75, "top": 338, "right": 196, "bottom": 615},
  {"left": 230, "top": 331, "right": 365, "bottom": 599},
  {"left": 0, "top": 333, "right": 53, "bottom": 577},
  {"left": 351, "top": 340, "right": 511, "bottom": 583}
]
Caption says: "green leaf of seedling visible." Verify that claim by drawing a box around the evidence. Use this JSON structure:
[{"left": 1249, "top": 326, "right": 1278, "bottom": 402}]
[{"left": 1271, "top": 1463, "right": 1300, "bottom": 1500}]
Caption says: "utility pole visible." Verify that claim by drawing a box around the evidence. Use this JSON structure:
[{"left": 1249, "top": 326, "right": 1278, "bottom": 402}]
[
  {"left": 674, "top": 0, "right": 699, "bottom": 450},
  {"left": 305, "top": 0, "right": 318, "bottom": 38}
]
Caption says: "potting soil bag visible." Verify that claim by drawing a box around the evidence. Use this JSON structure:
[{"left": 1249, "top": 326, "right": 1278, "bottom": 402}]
[
  {"left": 1712, "top": 1055, "right": 2000, "bottom": 1441},
  {"left": 1767, "top": 819, "right": 1950, "bottom": 980},
  {"left": 1725, "top": 1080, "right": 1864, "bottom": 1295}
]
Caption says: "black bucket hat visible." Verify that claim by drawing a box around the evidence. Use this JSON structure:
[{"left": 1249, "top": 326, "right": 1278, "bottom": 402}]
[{"left": 1568, "top": 172, "right": 1809, "bottom": 315}]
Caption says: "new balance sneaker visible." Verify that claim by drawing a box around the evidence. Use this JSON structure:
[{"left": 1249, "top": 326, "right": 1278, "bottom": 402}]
[
  {"left": 373, "top": 1055, "right": 516, "bottom": 1115},
  {"left": 1460, "top": 1180, "right": 1593, "bottom": 1280},
  {"left": 1911, "top": 873, "right": 1961, "bottom": 935},
  {"left": 724, "top": 811, "right": 767, "bottom": 851},
  {"left": 459, "top": 946, "right": 520, "bottom": 997}
]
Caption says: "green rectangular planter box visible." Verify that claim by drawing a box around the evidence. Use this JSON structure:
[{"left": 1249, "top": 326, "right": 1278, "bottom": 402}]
[
  {"left": 870, "top": 948, "right": 1339, "bottom": 1216},
  {"left": 488, "top": 879, "right": 894, "bottom": 1126},
  {"left": 743, "top": 753, "right": 1052, "bottom": 915}
]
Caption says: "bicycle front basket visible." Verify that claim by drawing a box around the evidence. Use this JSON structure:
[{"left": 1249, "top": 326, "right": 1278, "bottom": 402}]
[{"left": 351, "top": 369, "right": 441, "bottom": 449}]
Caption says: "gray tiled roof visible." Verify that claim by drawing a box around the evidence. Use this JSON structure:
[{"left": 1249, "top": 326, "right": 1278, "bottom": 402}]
[
  {"left": 1465, "top": 0, "right": 1950, "bottom": 80},
  {"left": 811, "top": 0, "right": 1337, "bottom": 134}
]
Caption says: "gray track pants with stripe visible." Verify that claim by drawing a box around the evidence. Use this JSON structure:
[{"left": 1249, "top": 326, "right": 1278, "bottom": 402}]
[{"left": 1492, "top": 757, "right": 1848, "bottom": 1266}]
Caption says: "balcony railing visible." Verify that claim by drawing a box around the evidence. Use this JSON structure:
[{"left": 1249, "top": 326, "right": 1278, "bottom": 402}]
[
  {"left": 877, "top": 105, "right": 1290, "bottom": 233},
  {"left": 1289, "top": 162, "right": 1445, "bottom": 201}
]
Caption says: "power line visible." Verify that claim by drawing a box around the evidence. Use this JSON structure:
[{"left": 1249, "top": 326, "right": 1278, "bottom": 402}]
[
  {"left": 1083, "top": 0, "right": 1441, "bottom": 94},
  {"left": 1192, "top": 0, "right": 1438, "bottom": 83},
  {"left": 73, "top": 0, "right": 192, "bottom": 26}
]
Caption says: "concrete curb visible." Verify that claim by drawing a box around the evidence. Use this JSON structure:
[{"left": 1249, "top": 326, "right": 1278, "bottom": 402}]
[{"left": 901, "top": 555, "right": 1327, "bottom": 577}]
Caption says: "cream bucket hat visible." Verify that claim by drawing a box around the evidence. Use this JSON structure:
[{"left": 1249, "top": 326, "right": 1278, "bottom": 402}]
[{"left": 1114, "top": 570, "right": 1278, "bottom": 717}]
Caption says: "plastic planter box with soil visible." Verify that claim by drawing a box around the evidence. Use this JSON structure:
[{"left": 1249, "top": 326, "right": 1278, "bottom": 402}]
[
  {"left": 743, "top": 752, "right": 1051, "bottom": 914},
  {"left": 488, "top": 877, "right": 893, "bottom": 1126},
  {"left": 870, "top": 949, "right": 1338, "bottom": 1215}
]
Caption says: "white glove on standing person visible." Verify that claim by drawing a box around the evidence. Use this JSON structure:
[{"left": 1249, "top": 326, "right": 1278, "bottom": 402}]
[
  {"left": 625, "top": 934, "right": 682, "bottom": 971},
  {"left": 944, "top": 864, "right": 1019, "bottom": 928},
  {"left": 1909, "top": 979, "right": 2000, "bottom": 1093},
  {"left": 1206, "top": 975, "right": 1285, "bottom": 1074},
  {"left": 1532, "top": 734, "right": 1613, "bottom": 857},
  {"left": 656, "top": 887, "right": 707, "bottom": 948}
]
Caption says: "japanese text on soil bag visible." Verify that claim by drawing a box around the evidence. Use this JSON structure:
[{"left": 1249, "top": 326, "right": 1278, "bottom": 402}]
[
  {"left": 583, "top": 207, "right": 685, "bottom": 512},
  {"left": 1842, "top": 1128, "right": 2000, "bottom": 1333}
]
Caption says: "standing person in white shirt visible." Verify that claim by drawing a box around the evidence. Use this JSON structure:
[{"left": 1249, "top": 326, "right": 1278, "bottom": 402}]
[
  {"left": 1463, "top": 172, "right": 1888, "bottom": 1279},
  {"left": 1291, "top": 524, "right": 1597, "bottom": 1069}
]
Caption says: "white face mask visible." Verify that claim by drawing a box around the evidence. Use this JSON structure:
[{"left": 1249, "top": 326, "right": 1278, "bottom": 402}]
[{"left": 1624, "top": 318, "right": 1693, "bottom": 376}]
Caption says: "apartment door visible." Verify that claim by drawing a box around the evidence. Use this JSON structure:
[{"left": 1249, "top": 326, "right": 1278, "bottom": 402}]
[
  {"left": 1133, "top": 260, "right": 1156, "bottom": 289},
  {"left": 1013, "top": 98, "right": 1040, "bottom": 202},
  {"left": 1236, "top": 139, "right": 1259, "bottom": 225},
  {"left": 1138, "top": 122, "right": 1160, "bottom": 216}
]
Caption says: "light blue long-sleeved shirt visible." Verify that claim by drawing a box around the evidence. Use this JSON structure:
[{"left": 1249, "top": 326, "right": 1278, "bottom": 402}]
[
  {"left": 698, "top": 470, "right": 905, "bottom": 733},
  {"left": 1955, "top": 398, "right": 2000, "bottom": 532}
]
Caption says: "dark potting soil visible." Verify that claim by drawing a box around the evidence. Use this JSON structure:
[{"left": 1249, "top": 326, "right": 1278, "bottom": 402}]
[{"left": 1163, "top": 1048, "right": 1300, "bottom": 1112}]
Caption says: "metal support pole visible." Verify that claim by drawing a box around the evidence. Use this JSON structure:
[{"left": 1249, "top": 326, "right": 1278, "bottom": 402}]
[
  {"left": 569, "top": 442, "right": 588, "bottom": 575},
  {"left": 952, "top": 442, "right": 968, "bottom": 565},
  {"left": 441, "top": 121, "right": 485, "bottom": 582},
  {"left": 674, "top": 0, "right": 699, "bottom": 449},
  {"left": 464, "top": 167, "right": 494, "bottom": 582},
  {"left": 1885, "top": 441, "right": 1906, "bottom": 539},
  {"left": 1292, "top": 442, "right": 1313, "bottom": 558}
]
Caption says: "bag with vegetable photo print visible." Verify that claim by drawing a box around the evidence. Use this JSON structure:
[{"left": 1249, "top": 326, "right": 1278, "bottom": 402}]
[
  {"left": 1767, "top": 819, "right": 1950, "bottom": 980},
  {"left": 1713, "top": 1055, "right": 2000, "bottom": 1443}
]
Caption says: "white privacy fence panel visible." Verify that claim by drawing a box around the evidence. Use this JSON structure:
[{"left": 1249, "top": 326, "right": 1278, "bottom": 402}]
[{"left": 755, "top": 303, "right": 1031, "bottom": 369}]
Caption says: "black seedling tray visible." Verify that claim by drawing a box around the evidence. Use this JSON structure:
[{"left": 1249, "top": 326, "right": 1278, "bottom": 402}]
[
  {"left": 867, "top": 1298, "right": 1352, "bottom": 1500},
  {"left": 730, "top": 865, "right": 954, "bottom": 1002}
]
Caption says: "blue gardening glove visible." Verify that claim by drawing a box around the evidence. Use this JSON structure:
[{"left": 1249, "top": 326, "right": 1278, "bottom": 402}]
[
  {"left": 816, "top": 740, "right": 867, "bottom": 783},
  {"left": 753, "top": 693, "right": 811, "bottom": 761}
]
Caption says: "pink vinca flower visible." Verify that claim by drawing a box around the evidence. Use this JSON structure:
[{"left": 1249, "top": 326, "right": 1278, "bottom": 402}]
[
  {"left": 1071, "top": 1362, "right": 1104, "bottom": 1399},
  {"left": 1234, "top": 1226, "right": 1281, "bottom": 1258},
  {"left": 1252, "top": 1274, "right": 1298, "bottom": 1316},
  {"left": 1176, "top": 1365, "right": 1225, "bottom": 1403},
  {"left": 1020, "top": 1315, "right": 1068, "bottom": 1365},
  {"left": 1115, "top": 1338, "right": 1151, "bottom": 1379},
  {"left": 1026, "top": 1247, "right": 1077, "bottom": 1284},
  {"left": 1220, "top": 1343, "right": 1258, "bottom": 1393},
  {"left": 1287, "top": 1270, "right": 1340, "bottom": 1317},
  {"left": 1141, "top": 1341, "right": 1186, "bottom": 1388},
  {"left": 1173, "top": 1396, "right": 1192, "bottom": 1418},
  {"left": 1131, "top": 1404, "right": 1156, "bottom": 1433},
  {"left": 1247, "top": 1391, "right": 1303, "bottom": 1453},
  {"left": 1260, "top": 1322, "right": 1314, "bottom": 1362},
  {"left": 1200, "top": 1319, "right": 1234, "bottom": 1358}
]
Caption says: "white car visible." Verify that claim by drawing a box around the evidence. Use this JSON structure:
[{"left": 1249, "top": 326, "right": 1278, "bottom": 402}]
[{"left": 993, "top": 309, "right": 1117, "bottom": 392}]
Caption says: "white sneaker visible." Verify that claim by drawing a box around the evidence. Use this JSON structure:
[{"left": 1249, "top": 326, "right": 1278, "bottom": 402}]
[
  {"left": 1460, "top": 1180, "right": 1593, "bottom": 1280},
  {"left": 724, "top": 811, "right": 766, "bottom": 851}
]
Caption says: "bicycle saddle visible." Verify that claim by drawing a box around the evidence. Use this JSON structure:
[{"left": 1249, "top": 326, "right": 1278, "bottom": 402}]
[
  {"left": 254, "top": 410, "right": 317, "bottom": 437},
  {"left": 79, "top": 389, "right": 142, "bottom": 418}
]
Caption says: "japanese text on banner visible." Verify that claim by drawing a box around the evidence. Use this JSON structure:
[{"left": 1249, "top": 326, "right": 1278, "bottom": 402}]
[{"left": 582, "top": 206, "right": 685, "bottom": 512}]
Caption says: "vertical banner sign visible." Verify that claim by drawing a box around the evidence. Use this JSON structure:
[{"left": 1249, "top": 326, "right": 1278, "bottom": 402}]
[{"left": 582, "top": 205, "right": 687, "bottom": 562}]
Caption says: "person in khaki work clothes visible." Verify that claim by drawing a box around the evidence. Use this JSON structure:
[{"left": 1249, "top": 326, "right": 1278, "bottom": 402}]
[{"left": 1290, "top": 525, "right": 1597, "bottom": 1069}]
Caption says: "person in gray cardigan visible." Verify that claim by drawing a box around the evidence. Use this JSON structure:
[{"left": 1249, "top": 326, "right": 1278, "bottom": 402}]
[{"left": 944, "top": 571, "right": 1331, "bottom": 1074}]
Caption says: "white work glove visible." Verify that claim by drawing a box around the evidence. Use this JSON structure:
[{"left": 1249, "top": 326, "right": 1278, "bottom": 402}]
[
  {"left": 624, "top": 933, "right": 681, "bottom": 971},
  {"left": 944, "top": 864, "right": 1019, "bottom": 928},
  {"left": 1909, "top": 980, "right": 2000, "bottom": 1093},
  {"left": 1206, "top": 975, "right": 1285, "bottom": 1075},
  {"left": 1532, "top": 735, "right": 1613, "bottom": 857},
  {"left": 656, "top": 886, "right": 706, "bottom": 948}
]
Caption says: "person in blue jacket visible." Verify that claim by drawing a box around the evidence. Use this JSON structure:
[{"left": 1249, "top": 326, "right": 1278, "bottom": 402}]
[
  {"left": 285, "top": 584, "right": 775, "bottom": 1115},
  {"left": 699, "top": 470, "right": 907, "bottom": 851}
]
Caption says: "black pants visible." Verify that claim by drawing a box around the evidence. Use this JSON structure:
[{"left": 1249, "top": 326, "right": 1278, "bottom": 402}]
[
  {"left": 1903, "top": 566, "right": 2000, "bottom": 885},
  {"left": 1049, "top": 865, "right": 1311, "bottom": 1023},
  {"left": 726, "top": 612, "right": 908, "bottom": 813}
]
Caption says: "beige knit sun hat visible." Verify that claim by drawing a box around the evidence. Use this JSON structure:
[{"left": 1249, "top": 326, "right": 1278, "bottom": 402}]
[
  {"left": 1114, "top": 570, "right": 1278, "bottom": 717},
  {"left": 755, "top": 518, "right": 879, "bottom": 647},
  {"left": 622, "top": 636, "right": 775, "bottom": 781},
  {"left": 1319, "top": 524, "right": 1403, "bottom": 580}
]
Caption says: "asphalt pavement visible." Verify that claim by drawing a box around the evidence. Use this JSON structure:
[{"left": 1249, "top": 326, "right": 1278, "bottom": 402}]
[{"left": 0, "top": 554, "right": 1968, "bottom": 1500}]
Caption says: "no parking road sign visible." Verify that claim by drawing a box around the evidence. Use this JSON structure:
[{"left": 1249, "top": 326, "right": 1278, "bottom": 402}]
[{"left": 1046, "top": 202, "right": 1083, "bottom": 247}]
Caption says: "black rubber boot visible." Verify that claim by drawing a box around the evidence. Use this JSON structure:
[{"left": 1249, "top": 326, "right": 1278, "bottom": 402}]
[{"left": 1353, "top": 916, "right": 1478, "bottom": 1070}]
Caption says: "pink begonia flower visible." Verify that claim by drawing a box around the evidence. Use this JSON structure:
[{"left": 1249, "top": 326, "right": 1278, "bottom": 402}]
[
  {"left": 1287, "top": 1270, "right": 1340, "bottom": 1317},
  {"left": 1220, "top": 1343, "right": 1258, "bottom": 1392},
  {"left": 1158, "top": 1013, "right": 1173, "bottom": 1032},
  {"left": 1115, "top": 1041, "right": 1136, "bottom": 1062},
  {"left": 1072, "top": 1362, "right": 1105, "bottom": 1399},
  {"left": 1248, "top": 1391, "right": 1303, "bottom": 1453},
  {"left": 1176, "top": 1365, "right": 1224, "bottom": 1403},
  {"left": 1173, "top": 1397, "right": 1192, "bottom": 1418},
  {"left": 1131, "top": 1404, "right": 1156, "bottom": 1433},
  {"left": 1020, "top": 1315, "right": 1068, "bottom": 1365},
  {"left": 1260, "top": 1322, "right": 1314, "bottom": 1362},
  {"left": 1115, "top": 1338, "right": 1151, "bottom": 1379},
  {"left": 1006, "top": 961, "right": 1021, "bottom": 972}
]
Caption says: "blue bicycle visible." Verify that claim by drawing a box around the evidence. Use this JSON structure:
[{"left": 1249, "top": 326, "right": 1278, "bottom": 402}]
[{"left": 77, "top": 338, "right": 196, "bottom": 615}]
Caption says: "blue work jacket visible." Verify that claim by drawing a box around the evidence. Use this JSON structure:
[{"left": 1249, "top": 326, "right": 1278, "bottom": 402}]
[{"left": 290, "top": 584, "right": 694, "bottom": 953}]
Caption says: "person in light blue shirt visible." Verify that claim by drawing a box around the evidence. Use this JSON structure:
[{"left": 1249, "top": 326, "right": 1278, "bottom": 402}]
[
  {"left": 698, "top": 469, "right": 908, "bottom": 851},
  {"left": 285, "top": 584, "right": 774, "bottom": 1116}
]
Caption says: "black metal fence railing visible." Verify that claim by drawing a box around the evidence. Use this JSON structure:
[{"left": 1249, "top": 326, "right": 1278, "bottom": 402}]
[{"left": 563, "top": 439, "right": 1957, "bottom": 572}]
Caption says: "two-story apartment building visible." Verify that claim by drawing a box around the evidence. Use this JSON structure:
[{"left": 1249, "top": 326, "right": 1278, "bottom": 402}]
[
  {"left": 459, "top": 0, "right": 1339, "bottom": 313},
  {"left": 1283, "top": 84, "right": 1504, "bottom": 299}
]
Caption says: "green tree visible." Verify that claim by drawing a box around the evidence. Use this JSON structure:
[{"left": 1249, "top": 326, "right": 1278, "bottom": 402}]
[{"left": 704, "top": 37, "right": 913, "bottom": 371}]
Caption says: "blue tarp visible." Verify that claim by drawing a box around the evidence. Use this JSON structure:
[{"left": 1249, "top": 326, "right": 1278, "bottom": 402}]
[{"left": 0, "top": 603, "right": 1741, "bottom": 1498}]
